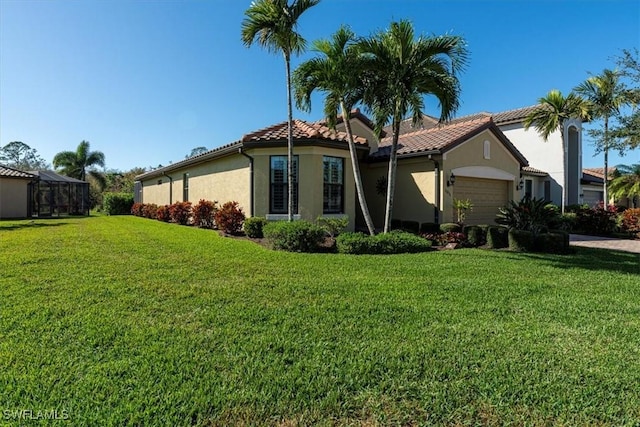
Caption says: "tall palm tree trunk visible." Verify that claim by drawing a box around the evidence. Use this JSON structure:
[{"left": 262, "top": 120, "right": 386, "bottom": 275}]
[
  {"left": 285, "top": 53, "right": 294, "bottom": 222},
  {"left": 383, "top": 120, "right": 401, "bottom": 233},
  {"left": 603, "top": 117, "right": 609, "bottom": 205},
  {"left": 560, "top": 132, "right": 566, "bottom": 215},
  {"left": 340, "top": 102, "right": 376, "bottom": 235}
]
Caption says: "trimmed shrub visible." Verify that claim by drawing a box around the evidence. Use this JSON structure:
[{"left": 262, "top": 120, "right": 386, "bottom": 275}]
[
  {"left": 214, "top": 201, "right": 245, "bottom": 235},
  {"left": 244, "top": 217, "right": 267, "bottom": 238},
  {"left": 316, "top": 216, "right": 349, "bottom": 238},
  {"left": 131, "top": 203, "right": 144, "bottom": 217},
  {"left": 440, "top": 222, "right": 461, "bottom": 233},
  {"left": 535, "top": 231, "right": 570, "bottom": 254},
  {"left": 156, "top": 205, "right": 171, "bottom": 222},
  {"left": 169, "top": 201, "right": 192, "bottom": 225},
  {"left": 263, "top": 220, "right": 325, "bottom": 252},
  {"left": 464, "top": 225, "right": 486, "bottom": 247},
  {"left": 420, "top": 222, "right": 439, "bottom": 234},
  {"left": 401, "top": 220, "right": 420, "bottom": 234},
  {"left": 103, "top": 192, "right": 134, "bottom": 215},
  {"left": 486, "top": 226, "right": 508, "bottom": 249},
  {"left": 390, "top": 218, "right": 402, "bottom": 231},
  {"left": 620, "top": 208, "right": 640, "bottom": 238},
  {"left": 336, "top": 231, "right": 432, "bottom": 255},
  {"left": 508, "top": 229, "right": 534, "bottom": 252},
  {"left": 193, "top": 199, "right": 218, "bottom": 229},
  {"left": 574, "top": 203, "right": 618, "bottom": 235},
  {"left": 142, "top": 203, "right": 158, "bottom": 219}
]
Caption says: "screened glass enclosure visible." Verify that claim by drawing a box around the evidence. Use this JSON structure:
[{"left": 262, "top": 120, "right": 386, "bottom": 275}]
[{"left": 27, "top": 171, "right": 90, "bottom": 217}]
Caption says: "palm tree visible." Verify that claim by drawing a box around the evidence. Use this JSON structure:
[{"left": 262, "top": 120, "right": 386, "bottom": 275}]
[
  {"left": 524, "top": 90, "right": 590, "bottom": 214},
  {"left": 293, "top": 26, "right": 375, "bottom": 235},
  {"left": 241, "top": 0, "right": 320, "bottom": 221},
  {"left": 53, "top": 140, "right": 106, "bottom": 189},
  {"left": 358, "top": 20, "right": 468, "bottom": 233},
  {"left": 574, "top": 69, "right": 629, "bottom": 205},
  {"left": 609, "top": 163, "right": 640, "bottom": 207}
]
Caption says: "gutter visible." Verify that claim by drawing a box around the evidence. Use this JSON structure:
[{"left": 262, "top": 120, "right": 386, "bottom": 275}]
[
  {"left": 429, "top": 155, "right": 441, "bottom": 224},
  {"left": 238, "top": 148, "right": 254, "bottom": 217},
  {"left": 162, "top": 172, "right": 173, "bottom": 204}
]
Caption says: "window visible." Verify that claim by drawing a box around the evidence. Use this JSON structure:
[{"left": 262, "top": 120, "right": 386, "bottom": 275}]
[
  {"left": 270, "top": 156, "right": 298, "bottom": 214},
  {"left": 183, "top": 173, "right": 189, "bottom": 201},
  {"left": 544, "top": 181, "right": 551, "bottom": 202},
  {"left": 323, "top": 156, "right": 344, "bottom": 213},
  {"left": 483, "top": 140, "right": 491, "bottom": 159},
  {"left": 525, "top": 179, "right": 533, "bottom": 198}
]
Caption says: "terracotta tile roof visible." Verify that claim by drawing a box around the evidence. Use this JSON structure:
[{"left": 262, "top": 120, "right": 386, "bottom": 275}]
[
  {"left": 242, "top": 119, "right": 367, "bottom": 145},
  {"left": 583, "top": 167, "right": 616, "bottom": 181},
  {"left": 491, "top": 105, "right": 542, "bottom": 125},
  {"left": 0, "top": 164, "right": 36, "bottom": 179},
  {"left": 522, "top": 166, "right": 549, "bottom": 176},
  {"left": 370, "top": 116, "right": 528, "bottom": 166}
]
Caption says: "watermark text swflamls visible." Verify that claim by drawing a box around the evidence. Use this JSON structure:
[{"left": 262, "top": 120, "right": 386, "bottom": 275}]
[{"left": 3, "top": 409, "right": 70, "bottom": 421}]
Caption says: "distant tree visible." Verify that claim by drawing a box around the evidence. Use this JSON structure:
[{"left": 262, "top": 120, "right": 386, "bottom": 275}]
[
  {"left": 53, "top": 140, "right": 106, "bottom": 189},
  {"left": 609, "top": 163, "right": 640, "bottom": 205},
  {"left": 575, "top": 69, "right": 631, "bottom": 204},
  {"left": 524, "top": 90, "right": 590, "bottom": 213},
  {"left": 242, "top": 0, "right": 320, "bottom": 221},
  {"left": 0, "top": 141, "right": 49, "bottom": 170},
  {"left": 104, "top": 167, "right": 146, "bottom": 193},
  {"left": 186, "top": 147, "right": 208, "bottom": 158},
  {"left": 609, "top": 48, "right": 640, "bottom": 151}
]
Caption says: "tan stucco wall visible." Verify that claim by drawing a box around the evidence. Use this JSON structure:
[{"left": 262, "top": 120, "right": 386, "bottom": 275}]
[
  {"left": 0, "top": 177, "right": 30, "bottom": 219},
  {"left": 251, "top": 145, "right": 356, "bottom": 230},
  {"left": 442, "top": 129, "right": 521, "bottom": 222},
  {"left": 361, "top": 158, "right": 437, "bottom": 228},
  {"left": 140, "top": 154, "right": 251, "bottom": 214}
]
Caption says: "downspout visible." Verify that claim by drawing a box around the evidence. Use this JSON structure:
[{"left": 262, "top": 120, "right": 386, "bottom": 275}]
[
  {"left": 162, "top": 172, "right": 173, "bottom": 205},
  {"left": 429, "top": 155, "right": 441, "bottom": 224},
  {"left": 239, "top": 147, "right": 254, "bottom": 217}
]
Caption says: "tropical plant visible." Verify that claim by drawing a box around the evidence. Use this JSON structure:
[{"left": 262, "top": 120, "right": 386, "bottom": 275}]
[
  {"left": 495, "top": 196, "right": 558, "bottom": 237},
  {"left": 192, "top": 199, "right": 218, "bottom": 229},
  {"left": 575, "top": 69, "right": 631, "bottom": 204},
  {"left": 241, "top": 0, "right": 320, "bottom": 222},
  {"left": 358, "top": 20, "right": 467, "bottom": 232},
  {"left": 53, "top": 140, "right": 106, "bottom": 189},
  {"left": 453, "top": 198, "right": 473, "bottom": 224},
  {"left": 523, "top": 90, "right": 590, "bottom": 214},
  {"left": 294, "top": 26, "right": 375, "bottom": 235},
  {"left": 214, "top": 201, "right": 245, "bottom": 235},
  {"left": 610, "top": 48, "right": 640, "bottom": 151},
  {"left": 609, "top": 163, "right": 640, "bottom": 206}
]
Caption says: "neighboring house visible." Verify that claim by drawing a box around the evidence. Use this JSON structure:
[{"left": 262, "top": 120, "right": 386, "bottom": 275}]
[
  {"left": 135, "top": 120, "right": 368, "bottom": 231},
  {"left": 0, "top": 166, "right": 90, "bottom": 219},
  {"left": 582, "top": 167, "right": 636, "bottom": 208},
  {"left": 0, "top": 165, "right": 36, "bottom": 219},
  {"left": 136, "top": 114, "right": 527, "bottom": 228},
  {"left": 389, "top": 106, "right": 585, "bottom": 208}
]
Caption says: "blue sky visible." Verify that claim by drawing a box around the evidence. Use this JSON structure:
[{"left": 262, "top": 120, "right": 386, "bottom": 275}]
[{"left": 1, "top": 0, "right": 638, "bottom": 172}]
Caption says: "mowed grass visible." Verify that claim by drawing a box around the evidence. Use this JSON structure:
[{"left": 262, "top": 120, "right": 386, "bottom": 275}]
[{"left": 1, "top": 216, "right": 639, "bottom": 426}]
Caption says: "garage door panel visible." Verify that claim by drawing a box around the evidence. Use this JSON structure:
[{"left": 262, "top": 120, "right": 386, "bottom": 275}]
[{"left": 453, "top": 177, "right": 509, "bottom": 225}]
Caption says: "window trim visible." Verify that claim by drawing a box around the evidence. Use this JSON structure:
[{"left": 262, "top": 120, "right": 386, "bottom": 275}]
[
  {"left": 323, "top": 156, "right": 345, "bottom": 214},
  {"left": 269, "top": 155, "right": 299, "bottom": 214}
]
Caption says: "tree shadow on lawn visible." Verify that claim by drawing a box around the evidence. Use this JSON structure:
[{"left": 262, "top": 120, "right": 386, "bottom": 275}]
[
  {"left": 0, "top": 221, "right": 70, "bottom": 232},
  {"left": 515, "top": 247, "right": 640, "bottom": 275}
]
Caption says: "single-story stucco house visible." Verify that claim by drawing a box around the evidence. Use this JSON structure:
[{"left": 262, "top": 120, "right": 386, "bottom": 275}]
[
  {"left": 135, "top": 111, "right": 529, "bottom": 230},
  {"left": 0, "top": 165, "right": 36, "bottom": 219}
]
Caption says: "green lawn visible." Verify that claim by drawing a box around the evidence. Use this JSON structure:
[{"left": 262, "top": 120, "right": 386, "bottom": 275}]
[{"left": 1, "top": 216, "right": 639, "bottom": 426}]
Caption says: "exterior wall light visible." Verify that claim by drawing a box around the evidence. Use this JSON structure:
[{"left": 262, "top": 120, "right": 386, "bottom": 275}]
[{"left": 447, "top": 172, "right": 456, "bottom": 187}]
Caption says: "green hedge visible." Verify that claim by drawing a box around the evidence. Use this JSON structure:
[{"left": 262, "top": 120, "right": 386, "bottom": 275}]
[
  {"left": 486, "top": 226, "right": 508, "bottom": 249},
  {"left": 440, "top": 223, "right": 461, "bottom": 233},
  {"left": 508, "top": 229, "right": 534, "bottom": 252},
  {"left": 463, "top": 225, "right": 486, "bottom": 247},
  {"left": 244, "top": 217, "right": 267, "bottom": 238},
  {"left": 336, "top": 231, "right": 432, "bottom": 255},
  {"left": 263, "top": 220, "right": 325, "bottom": 252},
  {"left": 103, "top": 193, "right": 134, "bottom": 215}
]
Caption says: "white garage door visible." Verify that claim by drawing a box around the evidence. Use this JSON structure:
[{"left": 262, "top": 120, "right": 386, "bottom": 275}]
[{"left": 453, "top": 177, "right": 509, "bottom": 225}]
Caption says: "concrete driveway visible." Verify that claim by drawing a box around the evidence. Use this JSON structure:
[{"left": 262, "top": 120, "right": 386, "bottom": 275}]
[{"left": 569, "top": 234, "right": 640, "bottom": 254}]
